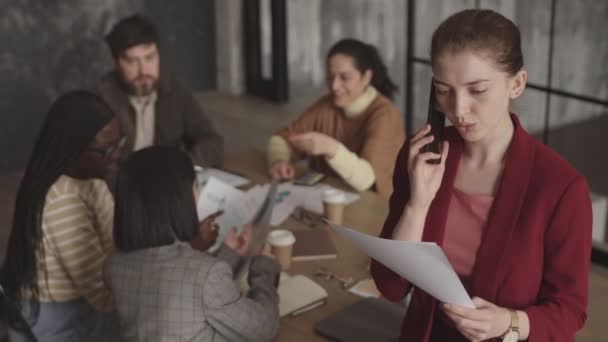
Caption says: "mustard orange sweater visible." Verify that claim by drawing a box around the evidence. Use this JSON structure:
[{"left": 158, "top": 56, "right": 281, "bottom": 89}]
[{"left": 269, "top": 91, "right": 405, "bottom": 198}]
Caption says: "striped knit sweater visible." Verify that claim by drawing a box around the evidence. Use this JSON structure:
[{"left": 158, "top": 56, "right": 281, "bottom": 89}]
[{"left": 35, "top": 175, "right": 114, "bottom": 312}]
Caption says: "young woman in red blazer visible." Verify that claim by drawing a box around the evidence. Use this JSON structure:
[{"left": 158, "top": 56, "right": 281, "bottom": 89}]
[{"left": 371, "top": 9, "right": 592, "bottom": 342}]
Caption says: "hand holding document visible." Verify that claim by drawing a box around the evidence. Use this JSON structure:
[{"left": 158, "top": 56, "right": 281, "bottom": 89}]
[
  {"left": 329, "top": 222, "right": 474, "bottom": 308},
  {"left": 198, "top": 177, "right": 279, "bottom": 253},
  {"left": 197, "top": 177, "right": 258, "bottom": 252}
]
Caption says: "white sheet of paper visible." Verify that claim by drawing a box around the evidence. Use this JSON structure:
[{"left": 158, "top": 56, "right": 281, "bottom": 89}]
[
  {"left": 292, "top": 184, "right": 359, "bottom": 214},
  {"left": 270, "top": 183, "right": 297, "bottom": 226},
  {"left": 243, "top": 186, "right": 265, "bottom": 217},
  {"left": 329, "top": 222, "right": 474, "bottom": 308},
  {"left": 267, "top": 183, "right": 360, "bottom": 223},
  {"left": 265, "top": 183, "right": 360, "bottom": 225},
  {"left": 197, "top": 177, "right": 257, "bottom": 252},
  {"left": 195, "top": 166, "right": 250, "bottom": 187}
]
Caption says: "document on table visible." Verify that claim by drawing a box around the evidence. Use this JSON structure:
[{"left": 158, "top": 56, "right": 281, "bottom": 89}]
[
  {"left": 195, "top": 166, "right": 251, "bottom": 187},
  {"left": 293, "top": 184, "right": 359, "bottom": 214},
  {"left": 242, "top": 183, "right": 296, "bottom": 226},
  {"left": 261, "top": 183, "right": 360, "bottom": 225},
  {"left": 329, "top": 222, "right": 474, "bottom": 308}
]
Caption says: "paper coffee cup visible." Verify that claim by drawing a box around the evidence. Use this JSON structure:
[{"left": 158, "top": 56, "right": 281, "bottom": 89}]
[
  {"left": 267, "top": 229, "right": 296, "bottom": 271},
  {"left": 323, "top": 189, "right": 346, "bottom": 225}
]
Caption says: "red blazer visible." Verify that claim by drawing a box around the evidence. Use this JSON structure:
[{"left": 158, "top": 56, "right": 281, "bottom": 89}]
[{"left": 371, "top": 114, "right": 592, "bottom": 341}]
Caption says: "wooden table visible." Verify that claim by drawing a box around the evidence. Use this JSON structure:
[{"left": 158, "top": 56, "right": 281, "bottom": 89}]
[{"left": 224, "top": 151, "right": 390, "bottom": 341}]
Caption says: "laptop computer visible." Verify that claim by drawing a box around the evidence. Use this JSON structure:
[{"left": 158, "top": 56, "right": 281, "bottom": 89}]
[{"left": 314, "top": 297, "right": 406, "bottom": 342}]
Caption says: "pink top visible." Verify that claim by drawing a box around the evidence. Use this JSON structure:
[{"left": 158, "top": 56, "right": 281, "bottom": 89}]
[
  {"left": 436, "top": 188, "right": 495, "bottom": 330},
  {"left": 443, "top": 188, "right": 494, "bottom": 279}
]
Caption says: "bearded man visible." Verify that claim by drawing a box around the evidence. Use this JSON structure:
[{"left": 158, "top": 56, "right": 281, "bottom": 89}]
[{"left": 97, "top": 15, "right": 223, "bottom": 167}]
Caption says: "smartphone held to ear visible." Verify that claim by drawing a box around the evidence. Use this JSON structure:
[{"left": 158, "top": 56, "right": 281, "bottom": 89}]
[{"left": 422, "top": 83, "right": 445, "bottom": 164}]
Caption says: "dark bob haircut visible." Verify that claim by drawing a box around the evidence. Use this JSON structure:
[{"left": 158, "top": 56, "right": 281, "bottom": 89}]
[
  {"left": 105, "top": 14, "right": 158, "bottom": 58},
  {"left": 113, "top": 146, "right": 198, "bottom": 252}
]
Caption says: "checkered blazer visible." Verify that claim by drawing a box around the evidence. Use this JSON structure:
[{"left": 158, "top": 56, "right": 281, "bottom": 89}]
[{"left": 104, "top": 242, "right": 280, "bottom": 342}]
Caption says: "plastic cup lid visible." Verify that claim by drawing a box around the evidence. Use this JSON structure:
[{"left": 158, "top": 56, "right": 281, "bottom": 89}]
[
  {"left": 267, "top": 229, "right": 296, "bottom": 246},
  {"left": 323, "top": 189, "right": 346, "bottom": 203}
]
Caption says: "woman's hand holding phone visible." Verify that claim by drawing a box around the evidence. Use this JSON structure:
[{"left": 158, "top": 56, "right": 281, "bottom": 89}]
[{"left": 407, "top": 124, "right": 449, "bottom": 210}]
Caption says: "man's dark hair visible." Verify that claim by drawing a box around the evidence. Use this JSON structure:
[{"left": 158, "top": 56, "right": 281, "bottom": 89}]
[
  {"left": 105, "top": 14, "right": 159, "bottom": 58},
  {"left": 113, "top": 146, "right": 199, "bottom": 252}
]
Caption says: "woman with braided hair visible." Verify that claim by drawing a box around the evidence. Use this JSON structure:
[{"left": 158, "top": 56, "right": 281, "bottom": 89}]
[{"left": 2, "top": 91, "right": 124, "bottom": 341}]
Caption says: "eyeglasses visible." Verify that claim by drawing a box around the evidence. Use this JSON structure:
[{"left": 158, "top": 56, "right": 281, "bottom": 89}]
[
  {"left": 313, "top": 267, "right": 355, "bottom": 289},
  {"left": 87, "top": 136, "right": 126, "bottom": 158}
]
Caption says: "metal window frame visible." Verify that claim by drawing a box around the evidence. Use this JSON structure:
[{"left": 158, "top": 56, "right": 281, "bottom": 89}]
[
  {"left": 243, "top": 0, "right": 289, "bottom": 102},
  {"left": 405, "top": 0, "right": 608, "bottom": 265}
]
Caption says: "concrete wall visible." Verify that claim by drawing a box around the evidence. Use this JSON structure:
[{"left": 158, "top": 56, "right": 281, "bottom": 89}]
[{"left": 0, "top": 0, "right": 216, "bottom": 173}]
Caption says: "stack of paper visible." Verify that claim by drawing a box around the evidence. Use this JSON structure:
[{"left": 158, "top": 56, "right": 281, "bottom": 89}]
[{"left": 196, "top": 177, "right": 364, "bottom": 251}]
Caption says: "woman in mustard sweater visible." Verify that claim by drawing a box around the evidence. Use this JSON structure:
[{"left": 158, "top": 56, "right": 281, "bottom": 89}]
[{"left": 267, "top": 38, "right": 405, "bottom": 198}]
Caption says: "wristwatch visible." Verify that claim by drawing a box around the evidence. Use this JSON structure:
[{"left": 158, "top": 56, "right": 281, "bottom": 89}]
[{"left": 501, "top": 310, "right": 520, "bottom": 342}]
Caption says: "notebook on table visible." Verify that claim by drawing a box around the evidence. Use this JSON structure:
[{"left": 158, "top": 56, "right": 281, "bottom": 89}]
[
  {"left": 278, "top": 273, "right": 328, "bottom": 317},
  {"left": 292, "top": 229, "right": 338, "bottom": 261}
]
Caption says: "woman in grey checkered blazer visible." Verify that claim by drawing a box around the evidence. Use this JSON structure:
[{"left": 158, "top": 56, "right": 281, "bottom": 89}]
[{"left": 104, "top": 146, "right": 281, "bottom": 341}]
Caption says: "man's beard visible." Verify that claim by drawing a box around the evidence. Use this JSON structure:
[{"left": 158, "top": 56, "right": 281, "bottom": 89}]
[{"left": 122, "top": 75, "right": 158, "bottom": 96}]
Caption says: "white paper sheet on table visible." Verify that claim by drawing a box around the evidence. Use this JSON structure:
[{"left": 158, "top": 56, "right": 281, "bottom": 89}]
[
  {"left": 261, "top": 183, "right": 359, "bottom": 226},
  {"left": 198, "top": 177, "right": 362, "bottom": 235},
  {"left": 249, "top": 183, "right": 296, "bottom": 226},
  {"left": 195, "top": 166, "right": 251, "bottom": 187},
  {"left": 329, "top": 222, "right": 474, "bottom": 308},
  {"left": 266, "top": 183, "right": 360, "bottom": 224}
]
